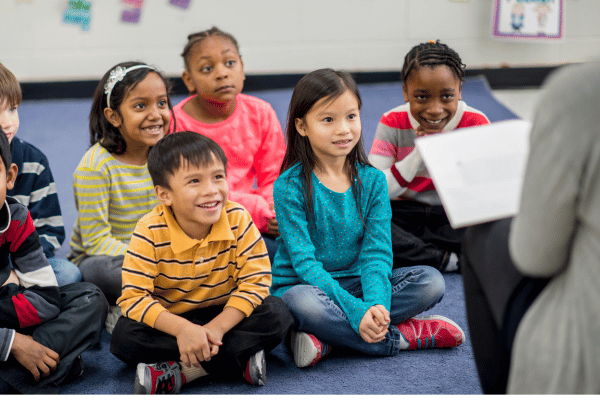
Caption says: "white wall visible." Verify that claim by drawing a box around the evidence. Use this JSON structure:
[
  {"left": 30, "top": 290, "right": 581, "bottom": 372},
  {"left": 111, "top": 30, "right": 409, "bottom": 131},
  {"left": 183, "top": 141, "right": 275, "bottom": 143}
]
[{"left": 1, "top": 0, "right": 599, "bottom": 83}]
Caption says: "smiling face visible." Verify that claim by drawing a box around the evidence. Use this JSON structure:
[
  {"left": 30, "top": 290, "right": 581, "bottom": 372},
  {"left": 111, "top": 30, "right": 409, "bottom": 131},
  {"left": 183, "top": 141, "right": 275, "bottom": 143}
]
[
  {"left": 0, "top": 99, "right": 19, "bottom": 143},
  {"left": 157, "top": 155, "right": 229, "bottom": 241},
  {"left": 182, "top": 36, "right": 245, "bottom": 105},
  {"left": 296, "top": 89, "right": 361, "bottom": 167},
  {"left": 104, "top": 71, "right": 170, "bottom": 158},
  {"left": 403, "top": 65, "right": 462, "bottom": 134}
]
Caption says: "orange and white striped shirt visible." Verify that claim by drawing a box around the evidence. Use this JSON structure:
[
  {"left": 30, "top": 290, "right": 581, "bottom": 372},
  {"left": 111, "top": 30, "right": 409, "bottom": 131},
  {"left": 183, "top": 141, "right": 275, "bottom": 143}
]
[{"left": 118, "top": 201, "right": 271, "bottom": 328}]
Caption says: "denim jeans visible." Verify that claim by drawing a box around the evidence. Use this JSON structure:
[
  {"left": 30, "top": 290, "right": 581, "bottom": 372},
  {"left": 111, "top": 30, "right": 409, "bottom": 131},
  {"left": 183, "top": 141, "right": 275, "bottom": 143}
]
[
  {"left": 261, "top": 234, "right": 278, "bottom": 265},
  {"left": 48, "top": 257, "right": 82, "bottom": 287},
  {"left": 281, "top": 266, "right": 445, "bottom": 356},
  {"left": 79, "top": 255, "right": 125, "bottom": 304}
]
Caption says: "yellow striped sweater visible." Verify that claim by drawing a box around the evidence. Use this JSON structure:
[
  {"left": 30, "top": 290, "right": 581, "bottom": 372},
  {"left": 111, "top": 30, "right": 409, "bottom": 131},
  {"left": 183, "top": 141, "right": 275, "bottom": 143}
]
[
  {"left": 68, "top": 143, "right": 159, "bottom": 265},
  {"left": 117, "top": 201, "right": 271, "bottom": 328}
]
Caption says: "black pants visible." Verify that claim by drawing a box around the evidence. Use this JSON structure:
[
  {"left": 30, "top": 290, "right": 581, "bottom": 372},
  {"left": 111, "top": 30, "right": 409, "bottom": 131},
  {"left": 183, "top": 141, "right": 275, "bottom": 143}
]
[
  {"left": 0, "top": 282, "right": 108, "bottom": 394},
  {"left": 110, "top": 296, "right": 293, "bottom": 377},
  {"left": 391, "top": 200, "right": 464, "bottom": 270},
  {"left": 462, "top": 218, "right": 549, "bottom": 394}
]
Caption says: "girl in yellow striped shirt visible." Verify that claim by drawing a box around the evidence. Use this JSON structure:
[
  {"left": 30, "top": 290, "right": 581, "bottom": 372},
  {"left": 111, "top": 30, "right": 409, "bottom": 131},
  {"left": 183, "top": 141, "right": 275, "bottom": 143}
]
[{"left": 68, "top": 62, "right": 174, "bottom": 332}]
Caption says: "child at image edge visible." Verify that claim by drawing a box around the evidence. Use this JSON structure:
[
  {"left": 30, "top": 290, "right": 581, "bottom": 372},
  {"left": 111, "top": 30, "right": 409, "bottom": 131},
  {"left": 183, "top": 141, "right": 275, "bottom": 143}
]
[
  {"left": 0, "top": 129, "right": 107, "bottom": 394},
  {"left": 110, "top": 131, "right": 292, "bottom": 394},
  {"left": 172, "top": 27, "right": 285, "bottom": 263},
  {"left": 271, "top": 68, "right": 464, "bottom": 368},
  {"left": 0, "top": 62, "right": 82, "bottom": 286},
  {"left": 368, "top": 40, "right": 490, "bottom": 272},
  {"left": 68, "top": 62, "right": 173, "bottom": 332}
]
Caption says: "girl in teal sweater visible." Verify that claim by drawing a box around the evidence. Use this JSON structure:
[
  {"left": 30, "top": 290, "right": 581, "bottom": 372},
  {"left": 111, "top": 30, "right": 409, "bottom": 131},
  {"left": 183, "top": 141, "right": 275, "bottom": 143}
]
[{"left": 271, "top": 68, "right": 465, "bottom": 368}]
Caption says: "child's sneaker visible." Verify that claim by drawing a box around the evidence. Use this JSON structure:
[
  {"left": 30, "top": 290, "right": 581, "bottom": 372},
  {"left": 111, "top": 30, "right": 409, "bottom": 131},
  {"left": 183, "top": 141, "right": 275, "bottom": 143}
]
[
  {"left": 396, "top": 315, "right": 465, "bottom": 350},
  {"left": 243, "top": 349, "right": 266, "bottom": 386},
  {"left": 290, "top": 330, "right": 332, "bottom": 368},
  {"left": 133, "top": 361, "right": 185, "bottom": 394}
]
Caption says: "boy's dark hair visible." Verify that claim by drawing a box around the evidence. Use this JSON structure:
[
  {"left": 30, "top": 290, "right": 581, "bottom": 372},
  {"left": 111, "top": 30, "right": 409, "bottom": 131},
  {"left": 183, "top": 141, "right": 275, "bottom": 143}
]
[
  {"left": 89, "top": 61, "right": 175, "bottom": 155},
  {"left": 148, "top": 131, "right": 228, "bottom": 190},
  {"left": 181, "top": 26, "right": 240, "bottom": 71},
  {"left": 0, "top": 127, "right": 12, "bottom": 172},
  {"left": 0, "top": 62, "right": 22, "bottom": 107},
  {"left": 281, "top": 68, "right": 369, "bottom": 225},
  {"left": 401, "top": 40, "right": 466, "bottom": 84}
]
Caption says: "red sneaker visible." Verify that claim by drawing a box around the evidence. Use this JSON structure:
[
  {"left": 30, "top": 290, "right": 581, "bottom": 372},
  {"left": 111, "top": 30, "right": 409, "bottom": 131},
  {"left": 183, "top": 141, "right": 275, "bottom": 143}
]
[
  {"left": 290, "top": 330, "right": 332, "bottom": 368},
  {"left": 243, "top": 349, "right": 266, "bottom": 386},
  {"left": 133, "top": 361, "right": 185, "bottom": 394},
  {"left": 396, "top": 316, "right": 465, "bottom": 350}
]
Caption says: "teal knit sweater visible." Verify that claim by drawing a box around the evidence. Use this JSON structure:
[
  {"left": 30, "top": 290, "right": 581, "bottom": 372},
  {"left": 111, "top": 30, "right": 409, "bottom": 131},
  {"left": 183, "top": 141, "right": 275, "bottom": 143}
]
[{"left": 271, "top": 162, "right": 392, "bottom": 334}]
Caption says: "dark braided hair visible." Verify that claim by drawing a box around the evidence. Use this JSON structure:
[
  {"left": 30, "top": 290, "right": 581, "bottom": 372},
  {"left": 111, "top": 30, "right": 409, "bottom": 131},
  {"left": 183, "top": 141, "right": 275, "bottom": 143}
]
[
  {"left": 181, "top": 26, "right": 240, "bottom": 71},
  {"left": 401, "top": 40, "right": 465, "bottom": 84}
]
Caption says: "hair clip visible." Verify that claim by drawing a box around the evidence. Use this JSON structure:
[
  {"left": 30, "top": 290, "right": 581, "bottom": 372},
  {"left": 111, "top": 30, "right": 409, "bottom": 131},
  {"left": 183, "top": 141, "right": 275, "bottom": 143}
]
[{"left": 104, "top": 64, "right": 155, "bottom": 108}]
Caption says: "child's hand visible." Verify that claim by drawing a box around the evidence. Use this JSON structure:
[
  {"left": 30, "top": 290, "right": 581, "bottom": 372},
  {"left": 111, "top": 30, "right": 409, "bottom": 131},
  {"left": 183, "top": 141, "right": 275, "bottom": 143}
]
[
  {"left": 359, "top": 306, "right": 390, "bottom": 344},
  {"left": 202, "top": 321, "right": 226, "bottom": 350},
  {"left": 415, "top": 125, "right": 443, "bottom": 137},
  {"left": 2, "top": 270, "right": 20, "bottom": 287},
  {"left": 371, "top": 304, "right": 391, "bottom": 326},
  {"left": 176, "top": 323, "right": 220, "bottom": 367},
  {"left": 268, "top": 204, "right": 280, "bottom": 237},
  {"left": 11, "top": 332, "right": 59, "bottom": 381},
  {"left": 267, "top": 218, "right": 280, "bottom": 237}
]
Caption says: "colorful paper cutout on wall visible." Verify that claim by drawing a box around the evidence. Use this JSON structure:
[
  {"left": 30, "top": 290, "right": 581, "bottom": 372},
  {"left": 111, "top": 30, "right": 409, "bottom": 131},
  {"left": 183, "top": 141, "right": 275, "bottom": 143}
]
[
  {"left": 122, "top": 0, "right": 145, "bottom": 23},
  {"left": 492, "top": 0, "right": 564, "bottom": 41},
  {"left": 169, "top": 0, "right": 191, "bottom": 9},
  {"left": 62, "top": 0, "right": 92, "bottom": 31}
]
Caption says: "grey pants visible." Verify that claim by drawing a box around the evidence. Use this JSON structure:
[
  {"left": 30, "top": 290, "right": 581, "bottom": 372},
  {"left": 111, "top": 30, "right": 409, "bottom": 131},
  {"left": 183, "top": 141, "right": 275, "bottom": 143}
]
[
  {"left": 79, "top": 255, "right": 124, "bottom": 304},
  {"left": 0, "top": 282, "right": 108, "bottom": 394}
]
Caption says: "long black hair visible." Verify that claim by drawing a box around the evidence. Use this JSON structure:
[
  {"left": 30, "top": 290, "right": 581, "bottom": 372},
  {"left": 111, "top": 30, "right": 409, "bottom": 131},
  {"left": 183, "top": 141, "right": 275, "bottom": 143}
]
[
  {"left": 89, "top": 61, "right": 175, "bottom": 155},
  {"left": 281, "top": 68, "right": 370, "bottom": 224}
]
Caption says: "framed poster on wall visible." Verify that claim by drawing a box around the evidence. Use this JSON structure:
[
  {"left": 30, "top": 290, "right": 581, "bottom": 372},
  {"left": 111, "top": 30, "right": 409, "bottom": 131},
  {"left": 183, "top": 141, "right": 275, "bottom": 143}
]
[{"left": 492, "top": 0, "right": 564, "bottom": 41}]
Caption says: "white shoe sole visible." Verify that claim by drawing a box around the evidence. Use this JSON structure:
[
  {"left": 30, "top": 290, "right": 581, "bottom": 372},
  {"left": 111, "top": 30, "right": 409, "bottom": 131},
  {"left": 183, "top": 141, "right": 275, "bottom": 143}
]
[{"left": 291, "top": 330, "right": 318, "bottom": 368}]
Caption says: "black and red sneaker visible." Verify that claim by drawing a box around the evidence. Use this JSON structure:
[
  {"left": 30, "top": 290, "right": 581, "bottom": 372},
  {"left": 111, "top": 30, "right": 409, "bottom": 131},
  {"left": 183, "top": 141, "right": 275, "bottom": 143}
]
[{"left": 133, "top": 361, "right": 185, "bottom": 394}]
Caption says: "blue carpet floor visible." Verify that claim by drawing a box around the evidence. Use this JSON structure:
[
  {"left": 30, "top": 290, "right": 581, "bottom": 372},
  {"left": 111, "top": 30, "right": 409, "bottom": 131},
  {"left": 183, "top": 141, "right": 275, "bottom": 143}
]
[{"left": 15, "top": 76, "right": 518, "bottom": 394}]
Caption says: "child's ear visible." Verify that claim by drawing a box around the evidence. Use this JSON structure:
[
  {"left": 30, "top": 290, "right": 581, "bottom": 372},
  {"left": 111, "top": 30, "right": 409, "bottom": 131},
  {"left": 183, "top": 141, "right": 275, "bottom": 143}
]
[
  {"left": 295, "top": 118, "right": 307, "bottom": 137},
  {"left": 155, "top": 185, "right": 173, "bottom": 206},
  {"left": 458, "top": 82, "right": 463, "bottom": 101},
  {"left": 104, "top": 108, "right": 122, "bottom": 128},
  {"left": 181, "top": 70, "right": 196, "bottom": 94},
  {"left": 403, "top": 84, "right": 409, "bottom": 103},
  {"left": 6, "top": 163, "right": 18, "bottom": 191}
]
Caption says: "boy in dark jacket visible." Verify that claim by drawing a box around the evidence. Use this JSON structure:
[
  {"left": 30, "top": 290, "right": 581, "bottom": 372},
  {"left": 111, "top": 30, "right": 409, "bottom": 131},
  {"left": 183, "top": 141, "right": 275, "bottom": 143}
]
[{"left": 0, "top": 129, "right": 108, "bottom": 394}]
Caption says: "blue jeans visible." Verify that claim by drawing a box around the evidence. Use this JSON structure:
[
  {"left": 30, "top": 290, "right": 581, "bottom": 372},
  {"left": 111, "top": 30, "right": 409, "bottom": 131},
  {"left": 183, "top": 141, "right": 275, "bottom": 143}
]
[
  {"left": 262, "top": 234, "right": 278, "bottom": 265},
  {"left": 281, "top": 266, "right": 445, "bottom": 356},
  {"left": 48, "top": 257, "right": 82, "bottom": 287}
]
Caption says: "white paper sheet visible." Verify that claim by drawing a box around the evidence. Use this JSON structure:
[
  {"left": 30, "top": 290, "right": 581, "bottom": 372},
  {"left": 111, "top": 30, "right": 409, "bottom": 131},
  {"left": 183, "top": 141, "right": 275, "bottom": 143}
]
[{"left": 415, "top": 119, "right": 531, "bottom": 228}]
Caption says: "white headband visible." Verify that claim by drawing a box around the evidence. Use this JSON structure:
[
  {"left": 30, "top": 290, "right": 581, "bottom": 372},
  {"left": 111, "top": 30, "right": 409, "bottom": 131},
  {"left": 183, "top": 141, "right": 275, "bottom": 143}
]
[{"left": 103, "top": 65, "right": 156, "bottom": 108}]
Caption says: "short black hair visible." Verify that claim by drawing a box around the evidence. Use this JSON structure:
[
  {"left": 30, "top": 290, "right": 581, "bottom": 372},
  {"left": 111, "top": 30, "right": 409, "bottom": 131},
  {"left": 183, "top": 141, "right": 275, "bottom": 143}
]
[
  {"left": 148, "top": 131, "right": 228, "bottom": 189},
  {"left": 0, "top": 127, "right": 11, "bottom": 172}
]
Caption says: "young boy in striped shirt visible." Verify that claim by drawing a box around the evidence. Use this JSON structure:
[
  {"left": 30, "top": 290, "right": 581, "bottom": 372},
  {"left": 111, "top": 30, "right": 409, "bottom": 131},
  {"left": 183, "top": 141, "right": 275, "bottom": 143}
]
[
  {"left": 0, "top": 62, "right": 81, "bottom": 286},
  {"left": 110, "top": 131, "right": 292, "bottom": 395}
]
